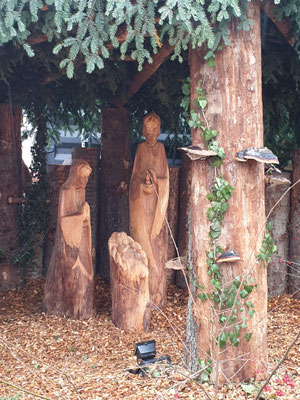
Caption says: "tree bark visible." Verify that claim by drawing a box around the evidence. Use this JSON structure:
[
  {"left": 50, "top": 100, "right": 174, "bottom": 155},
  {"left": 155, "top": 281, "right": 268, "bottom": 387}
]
[
  {"left": 108, "top": 232, "right": 151, "bottom": 332},
  {"left": 0, "top": 103, "right": 22, "bottom": 291},
  {"left": 167, "top": 165, "right": 180, "bottom": 283},
  {"left": 289, "top": 150, "right": 300, "bottom": 299},
  {"left": 265, "top": 173, "right": 291, "bottom": 297},
  {"left": 186, "top": 0, "right": 267, "bottom": 382},
  {"left": 176, "top": 153, "right": 192, "bottom": 288},
  {"left": 97, "top": 108, "right": 131, "bottom": 280}
]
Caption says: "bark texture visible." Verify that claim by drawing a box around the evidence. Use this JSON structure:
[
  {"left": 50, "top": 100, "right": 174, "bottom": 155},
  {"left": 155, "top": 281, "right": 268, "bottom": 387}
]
[
  {"left": 265, "top": 173, "right": 291, "bottom": 297},
  {"left": 167, "top": 165, "right": 180, "bottom": 283},
  {"left": 186, "top": 0, "right": 267, "bottom": 382},
  {"left": 0, "top": 103, "right": 22, "bottom": 291},
  {"left": 289, "top": 150, "right": 300, "bottom": 299},
  {"left": 98, "top": 108, "right": 131, "bottom": 280},
  {"left": 176, "top": 153, "right": 192, "bottom": 288},
  {"left": 108, "top": 232, "right": 151, "bottom": 332}
]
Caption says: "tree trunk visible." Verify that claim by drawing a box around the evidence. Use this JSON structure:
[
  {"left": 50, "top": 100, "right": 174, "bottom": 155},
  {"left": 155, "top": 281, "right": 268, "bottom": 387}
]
[
  {"left": 265, "top": 173, "right": 291, "bottom": 297},
  {"left": 0, "top": 103, "right": 22, "bottom": 291},
  {"left": 167, "top": 165, "right": 180, "bottom": 283},
  {"left": 108, "top": 232, "right": 151, "bottom": 332},
  {"left": 186, "top": 0, "right": 267, "bottom": 382},
  {"left": 289, "top": 150, "right": 300, "bottom": 299},
  {"left": 176, "top": 153, "right": 192, "bottom": 288},
  {"left": 97, "top": 108, "right": 132, "bottom": 280}
]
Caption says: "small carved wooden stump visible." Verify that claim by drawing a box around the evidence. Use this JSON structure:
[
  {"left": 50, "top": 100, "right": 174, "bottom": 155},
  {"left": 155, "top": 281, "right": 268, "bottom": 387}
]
[{"left": 108, "top": 232, "right": 151, "bottom": 332}]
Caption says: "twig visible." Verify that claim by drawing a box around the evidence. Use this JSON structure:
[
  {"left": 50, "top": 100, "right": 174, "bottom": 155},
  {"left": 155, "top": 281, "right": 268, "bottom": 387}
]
[
  {"left": 254, "top": 330, "right": 300, "bottom": 400},
  {"left": 0, "top": 336, "right": 83, "bottom": 400},
  {"left": 0, "top": 377, "right": 53, "bottom": 400}
]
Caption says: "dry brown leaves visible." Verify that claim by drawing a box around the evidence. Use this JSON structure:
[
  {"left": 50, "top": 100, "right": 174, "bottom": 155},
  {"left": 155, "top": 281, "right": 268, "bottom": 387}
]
[{"left": 0, "top": 278, "right": 299, "bottom": 400}]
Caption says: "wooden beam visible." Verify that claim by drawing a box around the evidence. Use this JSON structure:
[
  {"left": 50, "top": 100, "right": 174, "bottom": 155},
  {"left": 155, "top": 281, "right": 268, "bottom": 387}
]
[
  {"left": 112, "top": 43, "right": 175, "bottom": 107},
  {"left": 262, "top": 1, "right": 294, "bottom": 46}
]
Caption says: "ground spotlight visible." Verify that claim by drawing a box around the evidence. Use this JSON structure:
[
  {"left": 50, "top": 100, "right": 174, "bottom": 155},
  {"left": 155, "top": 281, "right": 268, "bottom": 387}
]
[{"left": 130, "top": 340, "right": 171, "bottom": 377}]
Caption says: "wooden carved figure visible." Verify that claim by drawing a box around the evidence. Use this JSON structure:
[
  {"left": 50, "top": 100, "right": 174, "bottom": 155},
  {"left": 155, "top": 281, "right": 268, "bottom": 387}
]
[
  {"left": 43, "top": 159, "right": 94, "bottom": 319},
  {"left": 108, "top": 232, "right": 150, "bottom": 332},
  {"left": 129, "top": 113, "right": 169, "bottom": 308}
]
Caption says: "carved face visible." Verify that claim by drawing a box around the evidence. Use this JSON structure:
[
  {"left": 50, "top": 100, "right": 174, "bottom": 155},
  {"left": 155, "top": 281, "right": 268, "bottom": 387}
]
[
  {"left": 77, "top": 164, "right": 92, "bottom": 187},
  {"left": 142, "top": 114, "right": 160, "bottom": 146}
]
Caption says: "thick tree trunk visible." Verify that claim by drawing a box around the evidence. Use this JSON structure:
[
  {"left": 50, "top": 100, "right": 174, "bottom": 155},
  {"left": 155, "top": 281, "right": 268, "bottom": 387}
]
[
  {"left": 265, "top": 173, "right": 291, "bottom": 297},
  {"left": 186, "top": 1, "right": 267, "bottom": 382},
  {"left": 0, "top": 103, "right": 22, "bottom": 291},
  {"left": 97, "top": 108, "right": 131, "bottom": 280},
  {"left": 289, "top": 150, "right": 300, "bottom": 299},
  {"left": 108, "top": 232, "right": 151, "bottom": 331}
]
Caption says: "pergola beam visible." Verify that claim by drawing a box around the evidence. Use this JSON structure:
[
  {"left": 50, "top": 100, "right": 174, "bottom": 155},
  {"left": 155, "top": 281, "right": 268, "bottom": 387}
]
[
  {"left": 262, "top": 1, "right": 294, "bottom": 46},
  {"left": 112, "top": 43, "right": 175, "bottom": 107}
]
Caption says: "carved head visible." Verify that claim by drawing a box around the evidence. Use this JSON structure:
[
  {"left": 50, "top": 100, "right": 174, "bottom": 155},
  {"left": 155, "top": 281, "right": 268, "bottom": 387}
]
[
  {"left": 142, "top": 113, "right": 161, "bottom": 143},
  {"left": 64, "top": 159, "right": 92, "bottom": 188}
]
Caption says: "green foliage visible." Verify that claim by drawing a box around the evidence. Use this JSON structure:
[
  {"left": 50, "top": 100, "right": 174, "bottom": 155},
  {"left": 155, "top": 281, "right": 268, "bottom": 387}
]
[
  {"left": 0, "top": 0, "right": 268, "bottom": 78},
  {"left": 262, "top": 13, "right": 300, "bottom": 166},
  {"left": 198, "top": 358, "right": 213, "bottom": 383},
  {"left": 256, "top": 222, "right": 277, "bottom": 267},
  {"left": 17, "top": 113, "right": 49, "bottom": 278}
]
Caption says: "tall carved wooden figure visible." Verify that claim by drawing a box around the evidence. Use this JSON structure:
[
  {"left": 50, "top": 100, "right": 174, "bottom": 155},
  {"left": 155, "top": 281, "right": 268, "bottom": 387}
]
[
  {"left": 43, "top": 159, "right": 94, "bottom": 319},
  {"left": 129, "top": 113, "right": 169, "bottom": 309}
]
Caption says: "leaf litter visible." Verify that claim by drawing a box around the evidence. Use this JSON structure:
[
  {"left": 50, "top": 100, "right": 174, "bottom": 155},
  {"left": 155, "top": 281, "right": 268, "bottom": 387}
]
[{"left": 0, "top": 277, "right": 299, "bottom": 399}]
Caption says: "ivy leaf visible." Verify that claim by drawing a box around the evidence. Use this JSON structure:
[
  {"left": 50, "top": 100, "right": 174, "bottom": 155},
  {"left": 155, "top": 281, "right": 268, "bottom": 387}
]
[
  {"left": 245, "top": 333, "right": 253, "bottom": 342},
  {"left": 199, "top": 99, "right": 207, "bottom": 109},
  {"left": 244, "top": 285, "right": 254, "bottom": 294},
  {"left": 211, "top": 278, "right": 221, "bottom": 290},
  {"left": 240, "top": 289, "right": 248, "bottom": 299},
  {"left": 248, "top": 309, "right": 255, "bottom": 317},
  {"left": 240, "top": 383, "right": 257, "bottom": 394},
  {"left": 219, "top": 315, "right": 227, "bottom": 323},
  {"left": 219, "top": 332, "right": 227, "bottom": 348}
]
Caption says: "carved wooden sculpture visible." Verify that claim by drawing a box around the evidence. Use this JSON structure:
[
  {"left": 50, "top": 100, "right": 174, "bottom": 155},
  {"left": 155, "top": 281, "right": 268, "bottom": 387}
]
[
  {"left": 43, "top": 159, "right": 94, "bottom": 319},
  {"left": 108, "top": 232, "right": 150, "bottom": 332},
  {"left": 129, "top": 113, "right": 169, "bottom": 309}
]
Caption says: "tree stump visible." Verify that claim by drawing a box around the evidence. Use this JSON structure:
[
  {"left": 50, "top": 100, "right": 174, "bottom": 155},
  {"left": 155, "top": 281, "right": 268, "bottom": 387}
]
[
  {"left": 42, "top": 159, "right": 94, "bottom": 319},
  {"left": 108, "top": 232, "right": 151, "bottom": 332}
]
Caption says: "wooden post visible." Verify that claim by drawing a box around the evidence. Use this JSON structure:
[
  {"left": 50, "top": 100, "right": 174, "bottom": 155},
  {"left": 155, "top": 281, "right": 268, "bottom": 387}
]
[
  {"left": 265, "top": 173, "right": 291, "bottom": 297},
  {"left": 176, "top": 153, "right": 192, "bottom": 288},
  {"left": 167, "top": 165, "right": 180, "bottom": 283},
  {"left": 289, "top": 150, "right": 300, "bottom": 299},
  {"left": 0, "top": 103, "right": 22, "bottom": 291},
  {"left": 186, "top": 0, "right": 267, "bottom": 382},
  {"left": 108, "top": 232, "right": 151, "bottom": 332},
  {"left": 97, "top": 108, "right": 131, "bottom": 280}
]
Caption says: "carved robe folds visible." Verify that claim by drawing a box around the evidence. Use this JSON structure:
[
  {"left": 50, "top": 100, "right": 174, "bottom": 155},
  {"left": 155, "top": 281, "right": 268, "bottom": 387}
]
[
  {"left": 129, "top": 141, "right": 169, "bottom": 309},
  {"left": 43, "top": 159, "right": 94, "bottom": 319}
]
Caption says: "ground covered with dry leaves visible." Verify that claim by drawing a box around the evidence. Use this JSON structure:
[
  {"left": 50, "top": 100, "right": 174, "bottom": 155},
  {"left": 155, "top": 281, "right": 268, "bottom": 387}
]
[{"left": 0, "top": 277, "right": 299, "bottom": 400}]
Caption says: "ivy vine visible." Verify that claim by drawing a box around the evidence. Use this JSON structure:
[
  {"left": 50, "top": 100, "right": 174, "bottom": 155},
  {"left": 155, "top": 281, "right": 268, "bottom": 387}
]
[{"left": 182, "top": 79, "right": 278, "bottom": 380}]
